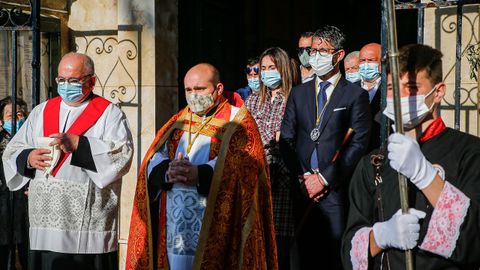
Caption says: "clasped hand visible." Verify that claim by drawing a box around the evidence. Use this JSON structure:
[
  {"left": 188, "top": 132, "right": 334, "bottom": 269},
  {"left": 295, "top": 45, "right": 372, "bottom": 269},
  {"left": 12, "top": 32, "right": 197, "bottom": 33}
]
[
  {"left": 300, "top": 173, "right": 327, "bottom": 203},
  {"left": 166, "top": 152, "right": 199, "bottom": 185}
]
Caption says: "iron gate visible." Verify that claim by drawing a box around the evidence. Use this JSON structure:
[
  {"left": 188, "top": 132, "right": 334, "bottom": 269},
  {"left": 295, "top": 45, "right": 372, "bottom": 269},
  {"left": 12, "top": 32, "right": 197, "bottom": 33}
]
[
  {"left": 0, "top": 0, "right": 41, "bottom": 136},
  {"left": 379, "top": 0, "right": 480, "bottom": 145}
]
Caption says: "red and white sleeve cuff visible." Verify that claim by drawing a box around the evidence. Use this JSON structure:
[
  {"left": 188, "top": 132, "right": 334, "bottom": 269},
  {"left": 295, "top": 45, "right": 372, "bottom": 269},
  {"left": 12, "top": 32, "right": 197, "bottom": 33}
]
[
  {"left": 350, "top": 227, "right": 372, "bottom": 270},
  {"left": 420, "top": 181, "right": 470, "bottom": 258}
]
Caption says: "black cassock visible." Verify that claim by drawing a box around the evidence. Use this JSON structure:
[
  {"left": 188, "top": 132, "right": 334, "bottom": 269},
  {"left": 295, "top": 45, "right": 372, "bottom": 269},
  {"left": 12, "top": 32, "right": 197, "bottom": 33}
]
[
  {"left": 342, "top": 128, "right": 480, "bottom": 270},
  {"left": 28, "top": 250, "right": 117, "bottom": 270}
]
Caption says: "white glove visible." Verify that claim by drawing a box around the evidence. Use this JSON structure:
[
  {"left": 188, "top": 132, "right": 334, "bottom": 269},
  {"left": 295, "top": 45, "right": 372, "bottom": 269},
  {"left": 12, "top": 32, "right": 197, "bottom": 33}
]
[
  {"left": 373, "top": 208, "right": 426, "bottom": 250},
  {"left": 388, "top": 133, "right": 438, "bottom": 190}
]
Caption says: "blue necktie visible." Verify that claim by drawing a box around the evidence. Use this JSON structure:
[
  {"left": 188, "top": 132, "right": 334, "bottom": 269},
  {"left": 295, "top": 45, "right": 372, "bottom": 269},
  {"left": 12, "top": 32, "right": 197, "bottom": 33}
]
[
  {"left": 317, "top": 81, "right": 330, "bottom": 119},
  {"left": 310, "top": 80, "right": 331, "bottom": 171}
]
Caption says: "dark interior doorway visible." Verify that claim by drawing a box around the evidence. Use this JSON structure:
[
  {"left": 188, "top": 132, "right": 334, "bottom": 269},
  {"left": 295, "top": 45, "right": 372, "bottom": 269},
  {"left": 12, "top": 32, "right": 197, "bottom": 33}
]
[{"left": 178, "top": 0, "right": 418, "bottom": 108}]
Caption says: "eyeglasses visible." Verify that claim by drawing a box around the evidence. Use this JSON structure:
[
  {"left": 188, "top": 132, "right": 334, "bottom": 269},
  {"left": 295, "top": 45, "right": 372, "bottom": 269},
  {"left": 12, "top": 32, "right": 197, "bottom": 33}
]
[
  {"left": 309, "top": 48, "right": 339, "bottom": 57},
  {"left": 5, "top": 111, "right": 25, "bottom": 119},
  {"left": 55, "top": 74, "right": 93, "bottom": 86},
  {"left": 245, "top": 67, "right": 259, "bottom": 75},
  {"left": 297, "top": 47, "right": 312, "bottom": 55}
]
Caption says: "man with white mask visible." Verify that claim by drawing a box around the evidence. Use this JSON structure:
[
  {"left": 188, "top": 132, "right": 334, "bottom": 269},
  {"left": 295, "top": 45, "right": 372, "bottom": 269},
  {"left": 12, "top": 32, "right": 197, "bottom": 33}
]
[
  {"left": 344, "top": 50, "right": 361, "bottom": 83},
  {"left": 359, "top": 43, "right": 382, "bottom": 151},
  {"left": 280, "top": 25, "right": 371, "bottom": 270},
  {"left": 2, "top": 52, "right": 134, "bottom": 269},
  {"left": 127, "top": 63, "right": 278, "bottom": 270},
  {"left": 359, "top": 43, "right": 382, "bottom": 102},
  {"left": 343, "top": 44, "right": 480, "bottom": 269}
]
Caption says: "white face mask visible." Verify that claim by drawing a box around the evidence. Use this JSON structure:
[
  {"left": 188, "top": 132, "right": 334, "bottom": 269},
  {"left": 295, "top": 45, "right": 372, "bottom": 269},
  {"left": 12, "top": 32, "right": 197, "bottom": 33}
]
[
  {"left": 309, "top": 51, "right": 338, "bottom": 77},
  {"left": 383, "top": 85, "right": 437, "bottom": 130}
]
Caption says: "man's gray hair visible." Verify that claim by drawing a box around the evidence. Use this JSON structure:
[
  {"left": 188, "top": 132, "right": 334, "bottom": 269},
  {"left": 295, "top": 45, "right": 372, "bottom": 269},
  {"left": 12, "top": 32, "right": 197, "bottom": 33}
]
[
  {"left": 345, "top": 51, "right": 360, "bottom": 63},
  {"left": 62, "top": 52, "right": 95, "bottom": 75},
  {"left": 83, "top": 54, "right": 95, "bottom": 75}
]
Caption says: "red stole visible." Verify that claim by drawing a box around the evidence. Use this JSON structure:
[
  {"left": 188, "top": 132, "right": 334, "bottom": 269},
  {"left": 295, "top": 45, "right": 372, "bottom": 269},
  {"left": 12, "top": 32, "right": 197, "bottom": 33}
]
[
  {"left": 43, "top": 95, "right": 111, "bottom": 176},
  {"left": 419, "top": 117, "right": 446, "bottom": 143}
]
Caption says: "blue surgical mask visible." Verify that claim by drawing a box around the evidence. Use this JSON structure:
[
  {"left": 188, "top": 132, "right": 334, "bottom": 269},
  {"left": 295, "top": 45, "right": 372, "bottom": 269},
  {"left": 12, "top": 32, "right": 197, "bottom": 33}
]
[
  {"left": 346, "top": 72, "right": 361, "bottom": 83},
  {"left": 3, "top": 118, "right": 25, "bottom": 134},
  {"left": 58, "top": 83, "right": 85, "bottom": 103},
  {"left": 248, "top": 78, "right": 260, "bottom": 92},
  {"left": 261, "top": 70, "right": 282, "bottom": 89},
  {"left": 359, "top": 62, "right": 380, "bottom": 81},
  {"left": 298, "top": 51, "right": 311, "bottom": 67}
]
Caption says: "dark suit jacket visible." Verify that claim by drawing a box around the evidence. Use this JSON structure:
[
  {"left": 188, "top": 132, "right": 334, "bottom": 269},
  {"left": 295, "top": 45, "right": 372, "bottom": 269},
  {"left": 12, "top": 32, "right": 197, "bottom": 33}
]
[
  {"left": 280, "top": 75, "right": 371, "bottom": 190},
  {"left": 235, "top": 85, "right": 252, "bottom": 101},
  {"left": 368, "top": 85, "right": 381, "bottom": 152}
]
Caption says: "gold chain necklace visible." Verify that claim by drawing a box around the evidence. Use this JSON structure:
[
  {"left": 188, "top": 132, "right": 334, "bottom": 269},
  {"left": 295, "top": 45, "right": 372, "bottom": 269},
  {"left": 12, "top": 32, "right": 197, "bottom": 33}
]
[
  {"left": 186, "top": 100, "right": 227, "bottom": 158},
  {"left": 314, "top": 77, "right": 341, "bottom": 125}
]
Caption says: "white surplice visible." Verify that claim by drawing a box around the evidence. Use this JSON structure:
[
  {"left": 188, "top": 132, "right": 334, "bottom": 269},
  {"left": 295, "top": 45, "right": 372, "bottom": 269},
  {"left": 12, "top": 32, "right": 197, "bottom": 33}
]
[
  {"left": 147, "top": 106, "right": 239, "bottom": 270},
  {"left": 2, "top": 98, "right": 133, "bottom": 254}
]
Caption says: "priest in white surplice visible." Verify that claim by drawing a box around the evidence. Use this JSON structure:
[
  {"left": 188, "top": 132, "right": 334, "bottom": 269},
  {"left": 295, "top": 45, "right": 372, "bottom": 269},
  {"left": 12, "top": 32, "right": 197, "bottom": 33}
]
[{"left": 2, "top": 52, "right": 133, "bottom": 270}]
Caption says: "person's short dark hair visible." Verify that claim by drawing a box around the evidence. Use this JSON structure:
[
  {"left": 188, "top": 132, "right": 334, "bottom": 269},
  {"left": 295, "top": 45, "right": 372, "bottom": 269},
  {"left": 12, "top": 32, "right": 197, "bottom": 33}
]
[
  {"left": 387, "top": 44, "right": 443, "bottom": 85},
  {"left": 247, "top": 57, "right": 259, "bottom": 66},
  {"left": 313, "top": 25, "right": 346, "bottom": 50},
  {"left": 300, "top": 31, "right": 314, "bottom": 39},
  {"left": 0, "top": 96, "right": 28, "bottom": 121},
  {"left": 210, "top": 64, "right": 221, "bottom": 84}
]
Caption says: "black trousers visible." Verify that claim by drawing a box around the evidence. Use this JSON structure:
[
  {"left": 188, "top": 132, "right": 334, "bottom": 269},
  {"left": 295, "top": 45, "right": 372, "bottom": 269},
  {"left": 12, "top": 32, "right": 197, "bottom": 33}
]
[
  {"left": 276, "top": 235, "right": 300, "bottom": 270},
  {"left": 0, "top": 243, "right": 28, "bottom": 270},
  {"left": 28, "top": 250, "right": 118, "bottom": 270},
  {"left": 296, "top": 190, "right": 346, "bottom": 270}
]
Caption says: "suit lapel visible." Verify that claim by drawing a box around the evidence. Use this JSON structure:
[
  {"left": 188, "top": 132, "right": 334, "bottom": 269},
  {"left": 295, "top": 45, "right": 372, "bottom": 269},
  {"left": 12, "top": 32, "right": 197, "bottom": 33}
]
[
  {"left": 370, "top": 82, "right": 382, "bottom": 114},
  {"left": 304, "top": 77, "right": 317, "bottom": 129},
  {"left": 318, "top": 78, "right": 347, "bottom": 135}
]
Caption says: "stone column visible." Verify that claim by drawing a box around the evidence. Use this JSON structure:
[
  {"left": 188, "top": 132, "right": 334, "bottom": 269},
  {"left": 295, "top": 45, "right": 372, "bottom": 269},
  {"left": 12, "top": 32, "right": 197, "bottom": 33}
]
[{"left": 68, "top": 0, "right": 179, "bottom": 267}]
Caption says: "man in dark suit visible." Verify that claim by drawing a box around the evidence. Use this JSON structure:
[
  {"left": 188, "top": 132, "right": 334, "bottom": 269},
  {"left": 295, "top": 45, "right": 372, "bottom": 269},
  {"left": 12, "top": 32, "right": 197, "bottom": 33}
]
[
  {"left": 359, "top": 43, "right": 382, "bottom": 151},
  {"left": 280, "top": 26, "right": 371, "bottom": 270}
]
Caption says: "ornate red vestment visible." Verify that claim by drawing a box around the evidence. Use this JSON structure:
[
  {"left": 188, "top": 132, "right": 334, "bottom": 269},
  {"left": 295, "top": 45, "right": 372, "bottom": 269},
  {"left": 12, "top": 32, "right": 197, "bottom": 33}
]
[{"left": 126, "top": 96, "right": 278, "bottom": 270}]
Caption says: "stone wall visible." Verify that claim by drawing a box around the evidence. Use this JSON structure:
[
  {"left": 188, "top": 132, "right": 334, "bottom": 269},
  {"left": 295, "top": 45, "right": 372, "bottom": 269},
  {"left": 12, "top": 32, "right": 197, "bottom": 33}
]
[
  {"left": 68, "top": 0, "right": 178, "bottom": 267},
  {"left": 424, "top": 4, "right": 479, "bottom": 135}
]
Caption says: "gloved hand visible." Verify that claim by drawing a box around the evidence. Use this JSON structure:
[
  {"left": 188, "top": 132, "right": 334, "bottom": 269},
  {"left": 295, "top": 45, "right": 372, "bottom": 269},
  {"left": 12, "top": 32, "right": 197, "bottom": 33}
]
[
  {"left": 373, "top": 208, "right": 426, "bottom": 250},
  {"left": 388, "top": 133, "right": 438, "bottom": 190}
]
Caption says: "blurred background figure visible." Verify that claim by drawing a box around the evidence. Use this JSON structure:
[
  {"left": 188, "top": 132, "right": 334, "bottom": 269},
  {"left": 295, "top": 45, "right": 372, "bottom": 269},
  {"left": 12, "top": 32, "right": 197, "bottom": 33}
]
[
  {"left": 245, "top": 47, "right": 298, "bottom": 270},
  {"left": 290, "top": 58, "right": 302, "bottom": 87},
  {"left": 297, "top": 32, "right": 315, "bottom": 83},
  {"left": 359, "top": 43, "right": 382, "bottom": 101},
  {"left": 235, "top": 57, "right": 260, "bottom": 101},
  {"left": 344, "top": 50, "right": 361, "bottom": 83},
  {"left": 359, "top": 42, "right": 382, "bottom": 151},
  {"left": 0, "top": 97, "right": 29, "bottom": 270}
]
